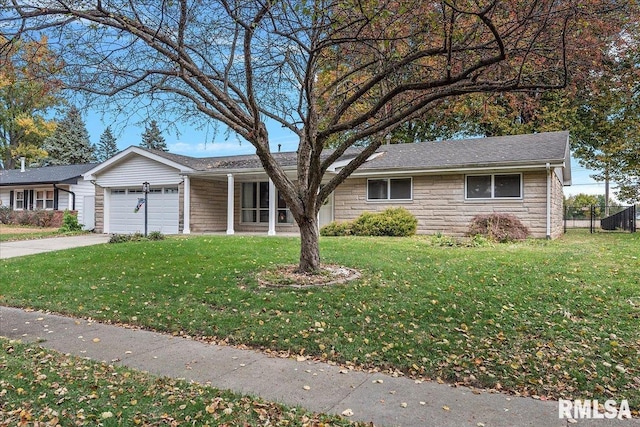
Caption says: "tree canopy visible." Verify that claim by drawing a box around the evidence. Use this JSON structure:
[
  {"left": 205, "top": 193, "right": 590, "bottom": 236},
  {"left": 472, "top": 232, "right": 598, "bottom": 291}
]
[
  {"left": 1, "top": 0, "right": 630, "bottom": 270},
  {"left": 96, "top": 126, "right": 119, "bottom": 162},
  {"left": 43, "top": 106, "right": 96, "bottom": 165},
  {"left": 140, "top": 120, "right": 168, "bottom": 152},
  {"left": 0, "top": 35, "right": 63, "bottom": 168},
  {"left": 384, "top": 3, "right": 640, "bottom": 203}
]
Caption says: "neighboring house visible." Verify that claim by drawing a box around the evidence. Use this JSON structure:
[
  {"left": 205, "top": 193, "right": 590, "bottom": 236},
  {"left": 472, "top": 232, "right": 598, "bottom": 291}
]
[
  {"left": 0, "top": 162, "right": 98, "bottom": 230},
  {"left": 84, "top": 131, "right": 571, "bottom": 239}
]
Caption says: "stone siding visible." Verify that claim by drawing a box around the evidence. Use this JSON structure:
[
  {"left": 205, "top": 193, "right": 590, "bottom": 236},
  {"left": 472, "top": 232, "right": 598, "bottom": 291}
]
[
  {"left": 94, "top": 185, "right": 104, "bottom": 233},
  {"left": 189, "top": 179, "right": 227, "bottom": 232},
  {"left": 334, "top": 171, "right": 561, "bottom": 238}
]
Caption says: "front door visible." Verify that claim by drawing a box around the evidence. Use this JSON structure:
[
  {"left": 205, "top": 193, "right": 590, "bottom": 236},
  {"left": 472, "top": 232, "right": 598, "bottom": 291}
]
[{"left": 318, "top": 192, "right": 334, "bottom": 228}]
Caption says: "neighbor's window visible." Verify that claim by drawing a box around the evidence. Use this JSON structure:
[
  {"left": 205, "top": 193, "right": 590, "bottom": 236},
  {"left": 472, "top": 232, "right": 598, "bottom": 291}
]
[
  {"left": 35, "top": 189, "right": 54, "bottom": 209},
  {"left": 15, "top": 190, "right": 25, "bottom": 209},
  {"left": 466, "top": 174, "right": 522, "bottom": 199},
  {"left": 367, "top": 178, "right": 412, "bottom": 201}
]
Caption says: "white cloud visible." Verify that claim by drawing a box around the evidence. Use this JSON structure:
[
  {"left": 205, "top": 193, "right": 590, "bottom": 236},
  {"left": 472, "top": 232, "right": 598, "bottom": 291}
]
[
  {"left": 169, "top": 141, "right": 257, "bottom": 156},
  {"left": 169, "top": 136, "right": 299, "bottom": 157}
]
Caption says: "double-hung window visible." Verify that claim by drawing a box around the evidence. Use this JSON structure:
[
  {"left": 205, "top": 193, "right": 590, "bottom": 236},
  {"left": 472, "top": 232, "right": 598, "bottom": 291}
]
[
  {"left": 367, "top": 178, "right": 412, "bottom": 201},
  {"left": 14, "top": 190, "right": 25, "bottom": 209},
  {"left": 466, "top": 174, "right": 522, "bottom": 199},
  {"left": 35, "top": 189, "right": 54, "bottom": 209}
]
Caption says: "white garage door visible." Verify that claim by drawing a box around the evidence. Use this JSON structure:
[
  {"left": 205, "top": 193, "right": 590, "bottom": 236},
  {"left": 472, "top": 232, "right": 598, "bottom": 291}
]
[{"left": 109, "top": 187, "right": 179, "bottom": 234}]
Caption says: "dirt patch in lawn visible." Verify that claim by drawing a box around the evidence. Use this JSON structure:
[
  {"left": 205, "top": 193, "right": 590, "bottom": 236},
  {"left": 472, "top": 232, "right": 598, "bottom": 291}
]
[
  {"left": 256, "top": 264, "right": 361, "bottom": 288},
  {"left": 0, "top": 225, "right": 58, "bottom": 234}
]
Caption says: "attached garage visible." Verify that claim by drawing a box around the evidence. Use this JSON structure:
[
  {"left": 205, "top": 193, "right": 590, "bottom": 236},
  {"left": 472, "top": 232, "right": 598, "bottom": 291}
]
[
  {"left": 108, "top": 187, "right": 180, "bottom": 234},
  {"left": 83, "top": 147, "right": 194, "bottom": 234}
]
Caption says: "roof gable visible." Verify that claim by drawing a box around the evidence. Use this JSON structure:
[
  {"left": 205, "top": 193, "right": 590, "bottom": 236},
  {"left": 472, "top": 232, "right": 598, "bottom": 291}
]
[{"left": 83, "top": 146, "right": 195, "bottom": 180}]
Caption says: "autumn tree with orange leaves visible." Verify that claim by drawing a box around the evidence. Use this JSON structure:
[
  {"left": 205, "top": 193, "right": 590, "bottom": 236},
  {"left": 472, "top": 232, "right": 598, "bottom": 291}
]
[
  {"left": 0, "top": 0, "right": 629, "bottom": 271},
  {"left": 0, "top": 36, "right": 64, "bottom": 169}
]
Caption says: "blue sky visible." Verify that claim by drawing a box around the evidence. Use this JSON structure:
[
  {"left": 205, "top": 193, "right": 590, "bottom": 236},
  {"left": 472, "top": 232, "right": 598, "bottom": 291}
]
[{"left": 83, "top": 110, "right": 609, "bottom": 200}]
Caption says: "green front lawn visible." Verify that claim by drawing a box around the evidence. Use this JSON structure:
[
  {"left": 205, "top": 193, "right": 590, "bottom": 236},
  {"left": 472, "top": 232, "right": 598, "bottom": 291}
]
[{"left": 1, "top": 231, "right": 639, "bottom": 410}]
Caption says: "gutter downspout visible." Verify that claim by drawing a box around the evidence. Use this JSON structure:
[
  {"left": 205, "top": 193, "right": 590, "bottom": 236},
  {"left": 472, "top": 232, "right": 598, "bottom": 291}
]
[
  {"left": 53, "top": 184, "right": 76, "bottom": 210},
  {"left": 546, "top": 163, "right": 551, "bottom": 239}
]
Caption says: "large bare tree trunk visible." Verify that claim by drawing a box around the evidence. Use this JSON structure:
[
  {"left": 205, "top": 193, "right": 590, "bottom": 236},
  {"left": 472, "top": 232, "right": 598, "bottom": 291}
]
[{"left": 297, "top": 214, "right": 320, "bottom": 273}]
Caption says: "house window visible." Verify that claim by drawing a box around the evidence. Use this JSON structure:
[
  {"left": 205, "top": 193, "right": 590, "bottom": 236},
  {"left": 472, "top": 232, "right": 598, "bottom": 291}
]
[
  {"left": 241, "top": 182, "right": 294, "bottom": 224},
  {"left": 165, "top": 187, "right": 179, "bottom": 194},
  {"left": 277, "top": 192, "right": 294, "bottom": 224},
  {"left": 14, "top": 190, "right": 25, "bottom": 209},
  {"left": 242, "top": 182, "right": 269, "bottom": 223},
  {"left": 35, "top": 190, "right": 54, "bottom": 210},
  {"left": 367, "top": 178, "right": 412, "bottom": 201},
  {"left": 466, "top": 174, "right": 522, "bottom": 199}
]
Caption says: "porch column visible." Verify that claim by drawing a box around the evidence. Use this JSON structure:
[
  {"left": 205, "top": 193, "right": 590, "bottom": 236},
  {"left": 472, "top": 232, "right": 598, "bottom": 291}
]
[
  {"left": 183, "top": 175, "right": 191, "bottom": 234},
  {"left": 226, "top": 173, "right": 235, "bottom": 235},
  {"left": 268, "top": 179, "right": 276, "bottom": 236}
]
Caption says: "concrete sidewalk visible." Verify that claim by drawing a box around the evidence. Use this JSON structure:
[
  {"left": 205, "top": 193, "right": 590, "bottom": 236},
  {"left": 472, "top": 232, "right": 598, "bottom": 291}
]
[
  {"left": 2, "top": 307, "right": 635, "bottom": 426},
  {"left": 0, "top": 234, "right": 110, "bottom": 259}
]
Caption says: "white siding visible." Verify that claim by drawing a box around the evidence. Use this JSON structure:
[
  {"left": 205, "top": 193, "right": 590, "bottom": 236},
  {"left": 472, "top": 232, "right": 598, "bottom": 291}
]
[
  {"left": 70, "top": 179, "right": 96, "bottom": 226},
  {"left": 95, "top": 156, "right": 183, "bottom": 187},
  {"left": 0, "top": 189, "right": 10, "bottom": 207},
  {"left": 57, "top": 191, "right": 70, "bottom": 210}
]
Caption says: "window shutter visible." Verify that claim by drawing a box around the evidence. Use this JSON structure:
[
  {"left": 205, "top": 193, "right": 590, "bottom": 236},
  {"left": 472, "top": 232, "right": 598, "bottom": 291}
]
[
  {"left": 54, "top": 188, "right": 59, "bottom": 210},
  {"left": 29, "top": 190, "right": 35, "bottom": 210},
  {"left": 9, "top": 191, "right": 14, "bottom": 209}
]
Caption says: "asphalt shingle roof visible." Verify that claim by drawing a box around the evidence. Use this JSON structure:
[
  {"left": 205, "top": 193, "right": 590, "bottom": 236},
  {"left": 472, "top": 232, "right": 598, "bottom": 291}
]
[
  {"left": 143, "top": 131, "right": 569, "bottom": 173},
  {"left": 142, "top": 146, "right": 361, "bottom": 171},
  {"left": 0, "top": 163, "right": 99, "bottom": 186},
  {"left": 358, "top": 131, "right": 570, "bottom": 171}
]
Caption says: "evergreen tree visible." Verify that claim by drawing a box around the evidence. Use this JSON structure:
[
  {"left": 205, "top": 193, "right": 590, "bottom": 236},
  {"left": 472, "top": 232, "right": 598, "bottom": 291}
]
[
  {"left": 43, "top": 106, "right": 95, "bottom": 165},
  {"left": 96, "top": 126, "right": 119, "bottom": 162},
  {"left": 140, "top": 120, "right": 168, "bottom": 151}
]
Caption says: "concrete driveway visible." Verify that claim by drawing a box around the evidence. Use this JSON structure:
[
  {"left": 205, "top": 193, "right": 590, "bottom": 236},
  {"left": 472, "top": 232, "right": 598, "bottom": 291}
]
[{"left": 0, "top": 234, "right": 110, "bottom": 259}]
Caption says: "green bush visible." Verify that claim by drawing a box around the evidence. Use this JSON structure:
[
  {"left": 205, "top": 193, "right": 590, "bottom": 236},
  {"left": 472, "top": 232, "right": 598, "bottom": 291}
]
[
  {"left": 148, "top": 231, "right": 165, "bottom": 241},
  {"left": 321, "top": 208, "right": 417, "bottom": 237},
  {"left": 467, "top": 213, "right": 530, "bottom": 242},
  {"left": 58, "top": 210, "right": 83, "bottom": 233},
  {"left": 351, "top": 207, "right": 417, "bottom": 237},
  {"left": 320, "top": 221, "right": 353, "bottom": 236}
]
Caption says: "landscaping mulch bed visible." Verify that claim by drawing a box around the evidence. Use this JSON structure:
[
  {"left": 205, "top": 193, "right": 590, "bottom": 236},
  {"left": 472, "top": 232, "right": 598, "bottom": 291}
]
[{"left": 257, "top": 264, "right": 361, "bottom": 288}]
